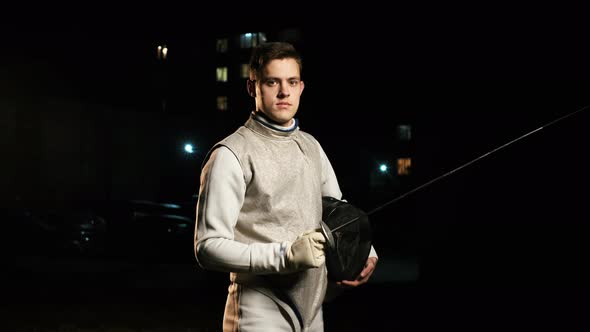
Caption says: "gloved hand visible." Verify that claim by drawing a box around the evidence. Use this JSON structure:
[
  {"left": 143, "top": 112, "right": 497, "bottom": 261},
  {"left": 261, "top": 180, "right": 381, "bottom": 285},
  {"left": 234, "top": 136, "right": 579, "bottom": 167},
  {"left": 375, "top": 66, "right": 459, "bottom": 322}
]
[{"left": 285, "top": 230, "right": 326, "bottom": 271}]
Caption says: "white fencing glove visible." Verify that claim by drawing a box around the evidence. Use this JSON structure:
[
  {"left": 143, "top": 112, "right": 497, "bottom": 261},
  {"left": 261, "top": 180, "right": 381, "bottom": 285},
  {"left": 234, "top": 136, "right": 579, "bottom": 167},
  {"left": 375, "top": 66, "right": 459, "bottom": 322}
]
[{"left": 285, "top": 230, "right": 326, "bottom": 271}]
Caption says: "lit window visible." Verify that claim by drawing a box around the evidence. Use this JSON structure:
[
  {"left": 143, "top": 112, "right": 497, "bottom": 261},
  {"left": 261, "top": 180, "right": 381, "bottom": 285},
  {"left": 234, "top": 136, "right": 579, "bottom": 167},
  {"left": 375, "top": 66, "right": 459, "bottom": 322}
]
[
  {"left": 216, "top": 67, "right": 228, "bottom": 82},
  {"left": 397, "top": 124, "right": 412, "bottom": 141},
  {"left": 156, "top": 44, "right": 168, "bottom": 61},
  {"left": 217, "top": 96, "right": 228, "bottom": 111},
  {"left": 240, "top": 32, "right": 267, "bottom": 48},
  {"left": 397, "top": 158, "right": 412, "bottom": 175},
  {"left": 216, "top": 38, "right": 228, "bottom": 53},
  {"left": 240, "top": 64, "right": 250, "bottom": 79}
]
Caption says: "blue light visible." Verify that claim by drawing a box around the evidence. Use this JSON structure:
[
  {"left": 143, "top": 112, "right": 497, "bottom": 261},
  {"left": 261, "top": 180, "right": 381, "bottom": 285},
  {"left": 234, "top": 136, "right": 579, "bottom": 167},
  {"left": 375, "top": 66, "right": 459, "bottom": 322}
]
[
  {"left": 184, "top": 144, "right": 194, "bottom": 154},
  {"left": 379, "top": 164, "right": 388, "bottom": 172}
]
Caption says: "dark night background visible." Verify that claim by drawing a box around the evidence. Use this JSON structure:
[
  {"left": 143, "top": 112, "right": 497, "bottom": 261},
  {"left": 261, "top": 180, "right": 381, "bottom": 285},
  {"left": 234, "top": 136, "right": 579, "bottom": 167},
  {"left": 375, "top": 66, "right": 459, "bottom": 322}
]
[{"left": 2, "top": 3, "right": 590, "bottom": 331}]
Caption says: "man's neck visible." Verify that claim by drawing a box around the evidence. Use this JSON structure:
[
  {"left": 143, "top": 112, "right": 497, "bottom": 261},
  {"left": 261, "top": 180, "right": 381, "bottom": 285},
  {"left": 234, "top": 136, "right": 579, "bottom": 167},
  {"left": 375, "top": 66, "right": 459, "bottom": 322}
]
[{"left": 252, "top": 111, "right": 296, "bottom": 131}]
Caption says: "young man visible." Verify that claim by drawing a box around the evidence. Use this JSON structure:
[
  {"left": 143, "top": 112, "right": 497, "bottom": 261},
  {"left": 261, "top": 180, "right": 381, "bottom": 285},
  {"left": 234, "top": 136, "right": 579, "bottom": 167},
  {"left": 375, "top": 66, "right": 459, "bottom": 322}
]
[{"left": 194, "top": 42, "right": 378, "bottom": 332}]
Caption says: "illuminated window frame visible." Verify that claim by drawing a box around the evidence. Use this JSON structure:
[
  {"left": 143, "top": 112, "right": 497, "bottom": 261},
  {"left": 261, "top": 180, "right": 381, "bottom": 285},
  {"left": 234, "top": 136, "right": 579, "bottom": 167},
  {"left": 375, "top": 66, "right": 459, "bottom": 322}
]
[
  {"left": 217, "top": 96, "right": 228, "bottom": 111},
  {"left": 216, "top": 67, "right": 228, "bottom": 82},
  {"left": 240, "top": 32, "right": 267, "bottom": 48},
  {"left": 216, "top": 38, "right": 228, "bottom": 53},
  {"left": 240, "top": 64, "right": 250, "bottom": 79},
  {"left": 397, "top": 158, "right": 412, "bottom": 175},
  {"left": 397, "top": 124, "right": 412, "bottom": 141},
  {"left": 156, "top": 44, "right": 168, "bottom": 61}
]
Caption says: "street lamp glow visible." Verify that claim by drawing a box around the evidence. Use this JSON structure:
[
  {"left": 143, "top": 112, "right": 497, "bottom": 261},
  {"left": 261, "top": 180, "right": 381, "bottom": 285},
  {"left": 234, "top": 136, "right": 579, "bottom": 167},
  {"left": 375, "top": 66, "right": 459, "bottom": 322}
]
[
  {"left": 379, "top": 164, "right": 388, "bottom": 172},
  {"left": 184, "top": 144, "right": 194, "bottom": 154}
]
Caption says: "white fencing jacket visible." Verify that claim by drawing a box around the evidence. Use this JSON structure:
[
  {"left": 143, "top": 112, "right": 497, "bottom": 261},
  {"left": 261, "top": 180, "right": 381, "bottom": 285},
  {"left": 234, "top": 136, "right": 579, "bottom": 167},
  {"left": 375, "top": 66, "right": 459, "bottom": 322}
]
[{"left": 194, "top": 113, "right": 377, "bottom": 331}]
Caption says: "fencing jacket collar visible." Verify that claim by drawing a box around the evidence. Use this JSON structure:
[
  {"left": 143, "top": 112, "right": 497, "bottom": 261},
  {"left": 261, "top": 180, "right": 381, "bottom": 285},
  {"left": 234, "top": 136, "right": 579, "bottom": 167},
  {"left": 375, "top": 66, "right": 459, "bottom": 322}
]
[{"left": 251, "top": 111, "right": 299, "bottom": 133}]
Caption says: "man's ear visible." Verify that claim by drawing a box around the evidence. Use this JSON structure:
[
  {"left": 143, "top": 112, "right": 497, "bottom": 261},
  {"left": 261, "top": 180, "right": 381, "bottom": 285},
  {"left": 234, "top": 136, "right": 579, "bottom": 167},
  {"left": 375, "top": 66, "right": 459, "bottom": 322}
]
[{"left": 247, "top": 79, "right": 256, "bottom": 97}]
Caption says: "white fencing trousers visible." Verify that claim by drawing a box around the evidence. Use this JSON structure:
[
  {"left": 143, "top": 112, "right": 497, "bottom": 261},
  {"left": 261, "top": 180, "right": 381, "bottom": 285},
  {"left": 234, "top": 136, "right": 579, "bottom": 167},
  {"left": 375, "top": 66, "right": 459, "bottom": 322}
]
[{"left": 223, "top": 282, "right": 324, "bottom": 332}]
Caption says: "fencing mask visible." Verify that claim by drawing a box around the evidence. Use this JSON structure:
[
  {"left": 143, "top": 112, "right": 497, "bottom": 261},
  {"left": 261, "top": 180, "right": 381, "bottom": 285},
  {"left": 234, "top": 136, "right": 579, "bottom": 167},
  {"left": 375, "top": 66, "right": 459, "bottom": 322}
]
[{"left": 320, "top": 196, "right": 372, "bottom": 281}]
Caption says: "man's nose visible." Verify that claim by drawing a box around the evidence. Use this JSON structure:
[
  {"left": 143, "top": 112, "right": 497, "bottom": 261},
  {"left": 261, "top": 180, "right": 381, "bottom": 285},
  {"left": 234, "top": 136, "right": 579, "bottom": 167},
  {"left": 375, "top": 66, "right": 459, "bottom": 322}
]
[{"left": 278, "top": 84, "right": 290, "bottom": 98}]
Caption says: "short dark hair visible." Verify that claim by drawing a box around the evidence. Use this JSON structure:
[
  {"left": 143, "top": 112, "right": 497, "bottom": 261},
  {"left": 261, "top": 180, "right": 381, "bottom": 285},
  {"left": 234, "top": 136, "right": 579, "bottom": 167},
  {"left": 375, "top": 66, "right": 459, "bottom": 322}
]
[{"left": 249, "top": 42, "right": 303, "bottom": 81}]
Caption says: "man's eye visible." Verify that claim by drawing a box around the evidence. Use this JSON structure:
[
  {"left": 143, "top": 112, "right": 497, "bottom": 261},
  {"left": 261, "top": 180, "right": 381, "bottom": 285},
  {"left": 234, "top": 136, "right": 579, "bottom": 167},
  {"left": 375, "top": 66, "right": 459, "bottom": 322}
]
[
  {"left": 266, "top": 80, "right": 278, "bottom": 86},
  {"left": 289, "top": 80, "right": 300, "bottom": 86}
]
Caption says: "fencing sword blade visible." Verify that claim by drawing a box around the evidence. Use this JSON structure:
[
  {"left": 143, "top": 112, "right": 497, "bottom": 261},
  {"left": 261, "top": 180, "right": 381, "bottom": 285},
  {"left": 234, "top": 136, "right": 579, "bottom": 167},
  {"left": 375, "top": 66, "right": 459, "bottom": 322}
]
[
  {"left": 326, "top": 104, "right": 590, "bottom": 236},
  {"left": 320, "top": 220, "right": 336, "bottom": 248}
]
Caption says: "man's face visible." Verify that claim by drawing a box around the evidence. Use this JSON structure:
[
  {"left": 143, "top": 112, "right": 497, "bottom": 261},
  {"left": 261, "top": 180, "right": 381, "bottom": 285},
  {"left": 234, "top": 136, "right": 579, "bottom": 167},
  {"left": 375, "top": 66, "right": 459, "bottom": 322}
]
[{"left": 254, "top": 58, "right": 304, "bottom": 126}]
